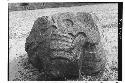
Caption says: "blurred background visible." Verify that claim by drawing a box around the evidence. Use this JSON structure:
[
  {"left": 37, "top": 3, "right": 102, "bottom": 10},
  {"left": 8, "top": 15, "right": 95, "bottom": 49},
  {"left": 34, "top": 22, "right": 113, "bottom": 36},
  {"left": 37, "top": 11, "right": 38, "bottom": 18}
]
[{"left": 8, "top": 2, "right": 105, "bottom": 12}]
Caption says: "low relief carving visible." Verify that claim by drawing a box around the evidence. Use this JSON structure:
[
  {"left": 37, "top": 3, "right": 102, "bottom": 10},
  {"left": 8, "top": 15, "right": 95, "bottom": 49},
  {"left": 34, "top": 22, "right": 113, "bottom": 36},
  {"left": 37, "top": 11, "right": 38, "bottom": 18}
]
[{"left": 25, "top": 12, "right": 106, "bottom": 80}]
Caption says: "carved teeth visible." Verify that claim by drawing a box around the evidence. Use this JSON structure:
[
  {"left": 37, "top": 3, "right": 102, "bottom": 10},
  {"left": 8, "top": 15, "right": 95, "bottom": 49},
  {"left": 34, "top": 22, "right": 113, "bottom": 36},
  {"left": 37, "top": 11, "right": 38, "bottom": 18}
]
[
  {"left": 50, "top": 33, "right": 74, "bottom": 43},
  {"left": 50, "top": 40, "right": 73, "bottom": 50},
  {"left": 52, "top": 51, "right": 74, "bottom": 60}
]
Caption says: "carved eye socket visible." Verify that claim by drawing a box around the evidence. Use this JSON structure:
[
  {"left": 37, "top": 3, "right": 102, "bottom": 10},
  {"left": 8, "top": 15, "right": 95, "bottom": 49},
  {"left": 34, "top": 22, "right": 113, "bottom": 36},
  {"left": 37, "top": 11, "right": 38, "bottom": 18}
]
[
  {"left": 62, "top": 19, "right": 74, "bottom": 27},
  {"left": 49, "top": 25, "right": 58, "bottom": 29},
  {"left": 76, "top": 32, "right": 87, "bottom": 38}
]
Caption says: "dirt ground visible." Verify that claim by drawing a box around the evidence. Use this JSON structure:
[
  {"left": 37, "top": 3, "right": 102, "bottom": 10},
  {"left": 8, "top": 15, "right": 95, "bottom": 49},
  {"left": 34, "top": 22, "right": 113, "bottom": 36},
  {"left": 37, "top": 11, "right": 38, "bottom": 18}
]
[{"left": 9, "top": 3, "right": 118, "bottom": 81}]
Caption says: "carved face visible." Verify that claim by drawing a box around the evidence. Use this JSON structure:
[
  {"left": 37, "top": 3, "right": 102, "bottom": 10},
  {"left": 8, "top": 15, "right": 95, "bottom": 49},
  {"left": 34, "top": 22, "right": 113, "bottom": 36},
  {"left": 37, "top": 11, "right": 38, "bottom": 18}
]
[{"left": 25, "top": 12, "right": 105, "bottom": 80}]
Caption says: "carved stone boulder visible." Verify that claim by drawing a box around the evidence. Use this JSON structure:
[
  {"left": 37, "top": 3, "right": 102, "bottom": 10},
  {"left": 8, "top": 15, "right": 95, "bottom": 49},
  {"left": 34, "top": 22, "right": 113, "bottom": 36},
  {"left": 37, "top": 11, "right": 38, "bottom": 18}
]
[{"left": 25, "top": 12, "right": 106, "bottom": 80}]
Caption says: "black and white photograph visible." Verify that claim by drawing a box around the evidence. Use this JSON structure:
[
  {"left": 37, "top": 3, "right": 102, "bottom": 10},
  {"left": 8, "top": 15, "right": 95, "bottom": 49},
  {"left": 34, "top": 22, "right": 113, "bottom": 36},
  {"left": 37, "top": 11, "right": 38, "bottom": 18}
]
[{"left": 8, "top": 2, "right": 122, "bottom": 81}]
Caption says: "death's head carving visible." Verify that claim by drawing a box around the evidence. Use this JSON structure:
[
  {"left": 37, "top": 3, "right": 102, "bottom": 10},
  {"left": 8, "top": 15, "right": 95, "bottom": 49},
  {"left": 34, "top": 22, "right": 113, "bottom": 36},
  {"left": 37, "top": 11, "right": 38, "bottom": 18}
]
[{"left": 25, "top": 12, "right": 106, "bottom": 81}]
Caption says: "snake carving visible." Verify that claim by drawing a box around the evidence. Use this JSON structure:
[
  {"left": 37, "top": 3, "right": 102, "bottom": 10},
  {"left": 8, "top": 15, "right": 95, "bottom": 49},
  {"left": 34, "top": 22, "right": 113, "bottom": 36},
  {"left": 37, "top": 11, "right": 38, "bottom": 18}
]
[{"left": 25, "top": 12, "right": 106, "bottom": 80}]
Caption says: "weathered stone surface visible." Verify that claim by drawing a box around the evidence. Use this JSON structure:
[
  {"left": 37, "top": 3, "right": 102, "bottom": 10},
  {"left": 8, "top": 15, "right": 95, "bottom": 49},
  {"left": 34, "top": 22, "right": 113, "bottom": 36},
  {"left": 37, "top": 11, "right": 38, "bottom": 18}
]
[
  {"left": 80, "top": 42, "right": 106, "bottom": 75},
  {"left": 25, "top": 11, "right": 106, "bottom": 80},
  {"left": 52, "top": 12, "right": 100, "bottom": 43},
  {"left": 9, "top": 4, "right": 118, "bottom": 81}
]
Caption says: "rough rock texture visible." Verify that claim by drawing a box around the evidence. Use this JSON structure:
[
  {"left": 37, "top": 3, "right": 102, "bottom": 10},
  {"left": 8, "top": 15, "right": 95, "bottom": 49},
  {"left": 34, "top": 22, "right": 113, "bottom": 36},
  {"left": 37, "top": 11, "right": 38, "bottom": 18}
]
[
  {"left": 9, "top": 3, "right": 118, "bottom": 81},
  {"left": 24, "top": 11, "right": 106, "bottom": 80}
]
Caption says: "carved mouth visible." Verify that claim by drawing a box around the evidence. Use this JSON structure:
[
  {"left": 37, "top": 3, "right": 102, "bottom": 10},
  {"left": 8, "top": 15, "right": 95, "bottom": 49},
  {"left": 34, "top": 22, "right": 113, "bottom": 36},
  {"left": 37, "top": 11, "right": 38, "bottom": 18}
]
[
  {"left": 49, "top": 33, "right": 75, "bottom": 51},
  {"left": 50, "top": 33, "right": 74, "bottom": 42},
  {"left": 50, "top": 40, "right": 73, "bottom": 49}
]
